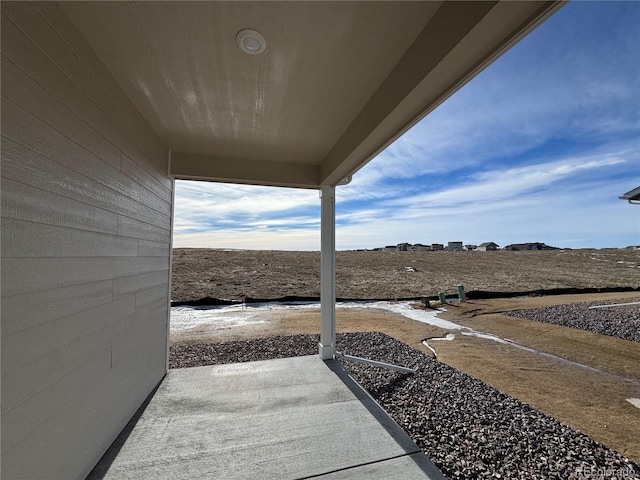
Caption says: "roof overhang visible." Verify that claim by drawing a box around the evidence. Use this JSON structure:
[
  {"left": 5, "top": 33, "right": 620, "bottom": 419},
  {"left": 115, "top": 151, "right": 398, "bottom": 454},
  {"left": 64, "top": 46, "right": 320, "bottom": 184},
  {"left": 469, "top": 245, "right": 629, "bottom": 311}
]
[
  {"left": 620, "top": 186, "right": 640, "bottom": 204},
  {"left": 60, "top": 1, "right": 564, "bottom": 189}
]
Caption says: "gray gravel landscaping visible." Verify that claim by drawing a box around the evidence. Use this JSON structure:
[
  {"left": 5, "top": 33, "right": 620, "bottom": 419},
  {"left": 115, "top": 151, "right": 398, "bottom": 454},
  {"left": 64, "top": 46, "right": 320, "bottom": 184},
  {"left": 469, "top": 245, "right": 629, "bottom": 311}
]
[
  {"left": 170, "top": 332, "right": 639, "bottom": 480},
  {"left": 506, "top": 298, "right": 640, "bottom": 342}
]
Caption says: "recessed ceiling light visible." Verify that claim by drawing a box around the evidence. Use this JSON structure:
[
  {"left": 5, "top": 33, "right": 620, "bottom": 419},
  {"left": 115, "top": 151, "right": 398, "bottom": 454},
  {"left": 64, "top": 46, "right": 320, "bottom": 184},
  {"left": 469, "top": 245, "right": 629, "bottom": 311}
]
[{"left": 236, "top": 29, "right": 266, "bottom": 55}]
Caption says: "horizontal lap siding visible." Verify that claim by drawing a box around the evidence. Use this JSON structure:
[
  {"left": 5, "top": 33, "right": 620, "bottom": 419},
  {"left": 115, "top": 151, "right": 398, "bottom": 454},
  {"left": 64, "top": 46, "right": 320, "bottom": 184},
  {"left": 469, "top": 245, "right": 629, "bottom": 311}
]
[{"left": 1, "top": 3, "right": 173, "bottom": 480}]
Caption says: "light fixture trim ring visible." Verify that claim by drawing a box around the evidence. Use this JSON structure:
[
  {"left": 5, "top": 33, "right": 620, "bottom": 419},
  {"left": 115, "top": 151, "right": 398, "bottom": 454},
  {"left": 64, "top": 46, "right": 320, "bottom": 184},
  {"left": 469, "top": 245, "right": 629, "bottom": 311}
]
[{"left": 236, "top": 29, "right": 266, "bottom": 55}]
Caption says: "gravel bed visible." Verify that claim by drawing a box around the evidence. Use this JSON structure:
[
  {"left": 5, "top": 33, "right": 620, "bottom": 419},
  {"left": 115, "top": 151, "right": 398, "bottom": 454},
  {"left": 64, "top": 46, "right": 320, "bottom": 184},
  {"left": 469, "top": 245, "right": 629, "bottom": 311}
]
[
  {"left": 170, "top": 333, "right": 639, "bottom": 479},
  {"left": 170, "top": 334, "right": 318, "bottom": 368},
  {"left": 506, "top": 297, "right": 640, "bottom": 342}
]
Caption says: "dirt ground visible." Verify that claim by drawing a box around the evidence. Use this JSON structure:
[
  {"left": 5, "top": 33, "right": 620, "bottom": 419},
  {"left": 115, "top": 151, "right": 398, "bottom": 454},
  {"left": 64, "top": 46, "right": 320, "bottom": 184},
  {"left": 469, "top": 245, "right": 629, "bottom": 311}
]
[
  {"left": 172, "top": 248, "right": 640, "bottom": 302},
  {"left": 171, "top": 291, "right": 640, "bottom": 463}
]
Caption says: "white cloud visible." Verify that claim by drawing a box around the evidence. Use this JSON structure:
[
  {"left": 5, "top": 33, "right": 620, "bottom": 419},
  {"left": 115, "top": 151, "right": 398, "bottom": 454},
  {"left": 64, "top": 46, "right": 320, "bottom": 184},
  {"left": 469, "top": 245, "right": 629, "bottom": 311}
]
[
  {"left": 389, "top": 155, "right": 627, "bottom": 208},
  {"left": 175, "top": 181, "right": 318, "bottom": 216},
  {"left": 174, "top": 180, "right": 319, "bottom": 234},
  {"left": 351, "top": 2, "right": 640, "bottom": 185},
  {"left": 173, "top": 227, "right": 319, "bottom": 250}
]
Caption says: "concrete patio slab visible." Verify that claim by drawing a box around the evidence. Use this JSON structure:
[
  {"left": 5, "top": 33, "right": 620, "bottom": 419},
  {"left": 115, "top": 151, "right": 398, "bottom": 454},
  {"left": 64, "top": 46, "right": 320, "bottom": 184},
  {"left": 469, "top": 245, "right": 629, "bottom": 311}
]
[{"left": 87, "top": 356, "right": 445, "bottom": 479}]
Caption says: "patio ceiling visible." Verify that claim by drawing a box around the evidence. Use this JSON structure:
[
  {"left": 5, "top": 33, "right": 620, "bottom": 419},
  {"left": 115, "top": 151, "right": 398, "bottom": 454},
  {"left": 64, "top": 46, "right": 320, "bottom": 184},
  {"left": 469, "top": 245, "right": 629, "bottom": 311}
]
[{"left": 60, "top": 1, "right": 562, "bottom": 189}]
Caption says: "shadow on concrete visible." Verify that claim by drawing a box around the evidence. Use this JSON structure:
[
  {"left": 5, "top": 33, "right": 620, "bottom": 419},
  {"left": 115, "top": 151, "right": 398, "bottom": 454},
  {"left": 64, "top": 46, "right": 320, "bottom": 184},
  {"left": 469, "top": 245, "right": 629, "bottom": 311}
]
[
  {"left": 86, "top": 381, "right": 162, "bottom": 479},
  {"left": 322, "top": 359, "right": 445, "bottom": 479}
]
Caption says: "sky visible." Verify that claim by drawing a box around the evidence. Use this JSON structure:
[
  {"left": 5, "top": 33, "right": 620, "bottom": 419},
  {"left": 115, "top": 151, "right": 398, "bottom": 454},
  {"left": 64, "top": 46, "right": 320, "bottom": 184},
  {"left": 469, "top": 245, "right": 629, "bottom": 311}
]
[{"left": 173, "top": 1, "right": 640, "bottom": 251}]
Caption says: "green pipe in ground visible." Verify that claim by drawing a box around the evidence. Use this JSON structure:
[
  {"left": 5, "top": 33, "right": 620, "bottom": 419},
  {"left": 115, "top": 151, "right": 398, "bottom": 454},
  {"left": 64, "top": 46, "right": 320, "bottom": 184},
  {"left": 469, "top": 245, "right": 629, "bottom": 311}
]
[{"left": 458, "top": 284, "right": 466, "bottom": 303}]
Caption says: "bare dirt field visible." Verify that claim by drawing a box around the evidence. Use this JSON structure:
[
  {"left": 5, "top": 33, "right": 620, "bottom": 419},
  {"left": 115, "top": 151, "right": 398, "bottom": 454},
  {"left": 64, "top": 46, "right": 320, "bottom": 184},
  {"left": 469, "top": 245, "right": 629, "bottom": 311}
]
[
  {"left": 170, "top": 248, "right": 640, "bottom": 464},
  {"left": 172, "top": 248, "right": 640, "bottom": 302}
]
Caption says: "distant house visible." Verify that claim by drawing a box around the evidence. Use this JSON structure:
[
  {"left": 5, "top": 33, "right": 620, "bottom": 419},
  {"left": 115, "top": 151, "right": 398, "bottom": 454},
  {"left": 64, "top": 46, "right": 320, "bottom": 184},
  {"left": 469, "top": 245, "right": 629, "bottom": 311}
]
[
  {"left": 383, "top": 245, "right": 397, "bottom": 252},
  {"left": 431, "top": 243, "right": 444, "bottom": 251},
  {"left": 465, "top": 244, "right": 478, "bottom": 251},
  {"left": 478, "top": 242, "right": 499, "bottom": 251},
  {"left": 396, "top": 242, "right": 410, "bottom": 251},
  {"left": 504, "top": 242, "right": 558, "bottom": 251},
  {"left": 413, "top": 243, "right": 431, "bottom": 251},
  {"left": 447, "top": 241, "right": 463, "bottom": 252}
]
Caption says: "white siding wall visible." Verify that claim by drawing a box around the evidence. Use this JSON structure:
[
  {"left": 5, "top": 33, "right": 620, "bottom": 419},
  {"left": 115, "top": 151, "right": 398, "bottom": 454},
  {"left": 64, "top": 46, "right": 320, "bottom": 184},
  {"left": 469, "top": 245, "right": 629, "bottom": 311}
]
[{"left": 1, "top": 3, "right": 173, "bottom": 479}]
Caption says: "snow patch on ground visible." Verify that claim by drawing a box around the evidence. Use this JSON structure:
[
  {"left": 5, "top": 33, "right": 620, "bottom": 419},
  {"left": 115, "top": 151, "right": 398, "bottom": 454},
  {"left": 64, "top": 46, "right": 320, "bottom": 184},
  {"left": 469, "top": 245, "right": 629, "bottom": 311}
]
[
  {"left": 171, "top": 300, "right": 453, "bottom": 331},
  {"left": 171, "top": 301, "right": 328, "bottom": 331},
  {"left": 627, "top": 398, "right": 640, "bottom": 410},
  {"left": 429, "top": 333, "right": 457, "bottom": 341}
]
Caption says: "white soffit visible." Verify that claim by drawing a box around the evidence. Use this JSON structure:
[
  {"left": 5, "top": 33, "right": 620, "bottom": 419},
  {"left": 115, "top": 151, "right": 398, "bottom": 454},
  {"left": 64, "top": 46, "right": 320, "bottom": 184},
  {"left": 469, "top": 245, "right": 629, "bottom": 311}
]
[{"left": 60, "top": 1, "right": 563, "bottom": 188}]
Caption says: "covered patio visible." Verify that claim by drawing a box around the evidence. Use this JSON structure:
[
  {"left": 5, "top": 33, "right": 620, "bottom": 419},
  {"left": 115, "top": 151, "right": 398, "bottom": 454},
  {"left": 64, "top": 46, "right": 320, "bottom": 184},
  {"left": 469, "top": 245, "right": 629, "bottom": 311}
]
[
  {"left": 87, "top": 356, "right": 445, "bottom": 479},
  {"left": 1, "top": 2, "right": 563, "bottom": 478}
]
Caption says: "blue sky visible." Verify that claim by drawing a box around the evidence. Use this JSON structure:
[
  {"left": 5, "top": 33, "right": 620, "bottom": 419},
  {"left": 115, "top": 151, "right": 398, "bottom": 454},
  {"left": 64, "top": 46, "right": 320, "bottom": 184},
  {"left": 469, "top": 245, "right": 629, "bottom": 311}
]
[{"left": 173, "top": 1, "right": 640, "bottom": 251}]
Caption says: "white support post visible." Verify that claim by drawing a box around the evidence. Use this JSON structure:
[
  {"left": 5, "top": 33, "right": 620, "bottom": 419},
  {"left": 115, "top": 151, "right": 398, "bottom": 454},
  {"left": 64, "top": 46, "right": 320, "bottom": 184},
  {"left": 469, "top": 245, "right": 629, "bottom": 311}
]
[{"left": 319, "top": 185, "right": 336, "bottom": 360}]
